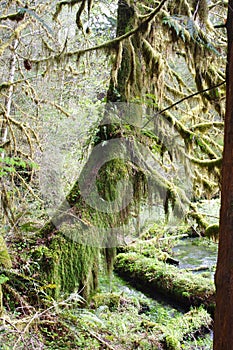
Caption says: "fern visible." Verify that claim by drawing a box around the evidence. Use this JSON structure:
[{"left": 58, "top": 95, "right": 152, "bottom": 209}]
[{"left": 163, "top": 15, "right": 220, "bottom": 55}]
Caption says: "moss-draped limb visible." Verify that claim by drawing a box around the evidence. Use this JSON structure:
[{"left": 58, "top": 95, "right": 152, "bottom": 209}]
[
  {"left": 190, "top": 122, "right": 224, "bottom": 132},
  {"left": 32, "top": 0, "right": 168, "bottom": 65},
  {"left": 188, "top": 204, "right": 209, "bottom": 229},
  {"left": 144, "top": 110, "right": 221, "bottom": 163},
  {"left": 188, "top": 156, "right": 222, "bottom": 169},
  {"left": 0, "top": 21, "right": 30, "bottom": 56}
]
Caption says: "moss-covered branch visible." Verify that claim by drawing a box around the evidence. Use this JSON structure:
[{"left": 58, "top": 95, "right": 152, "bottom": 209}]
[
  {"left": 32, "top": 0, "right": 168, "bottom": 64},
  {"left": 190, "top": 122, "right": 224, "bottom": 132},
  {"left": 0, "top": 21, "right": 29, "bottom": 56},
  {"left": 0, "top": 10, "right": 26, "bottom": 23},
  {"left": 188, "top": 156, "right": 222, "bottom": 169}
]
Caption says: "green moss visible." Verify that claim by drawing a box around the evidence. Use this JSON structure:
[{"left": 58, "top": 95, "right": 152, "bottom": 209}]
[
  {"left": 162, "top": 306, "right": 212, "bottom": 349},
  {"left": 189, "top": 204, "right": 209, "bottom": 229},
  {"left": 205, "top": 224, "right": 219, "bottom": 241},
  {"left": 92, "top": 292, "right": 121, "bottom": 311},
  {"left": 114, "top": 252, "right": 215, "bottom": 313},
  {"left": 31, "top": 233, "right": 99, "bottom": 300},
  {"left": 121, "top": 237, "right": 174, "bottom": 262},
  {"left": 165, "top": 335, "right": 181, "bottom": 350},
  {"left": 0, "top": 235, "right": 12, "bottom": 269}
]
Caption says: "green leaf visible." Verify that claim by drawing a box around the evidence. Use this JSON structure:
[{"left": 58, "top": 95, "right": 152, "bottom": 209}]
[
  {"left": 0, "top": 274, "right": 9, "bottom": 285},
  {"left": 6, "top": 166, "right": 15, "bottom": 173}
]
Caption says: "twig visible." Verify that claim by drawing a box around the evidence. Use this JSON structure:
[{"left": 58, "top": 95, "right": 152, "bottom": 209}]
[
  {"left": 0, "top": 317, "right": 21, "bottom": 333},
  {"left": 88, "top": 330, "right": 116, "bottom": 350},
  {"left": 15, "top": 172, "right": 43, "bottom": 203}
]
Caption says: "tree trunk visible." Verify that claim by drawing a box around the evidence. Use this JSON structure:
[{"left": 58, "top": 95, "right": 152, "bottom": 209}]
[
  {"left": 214, "top": 1, "right": 233, "bottom": 348},
  {"left": 0, "top": 39, "right": 18, "bottom": 149}
]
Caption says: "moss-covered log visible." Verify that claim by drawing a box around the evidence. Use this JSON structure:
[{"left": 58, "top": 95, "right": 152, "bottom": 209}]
[{"left": 114, "top": 252, "right": 215, "bottom": 314}]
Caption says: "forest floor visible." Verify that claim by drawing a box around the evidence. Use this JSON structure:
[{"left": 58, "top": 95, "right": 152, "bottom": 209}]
[{"left": 0, "top": 223, "right": 217, "bottom": 350}]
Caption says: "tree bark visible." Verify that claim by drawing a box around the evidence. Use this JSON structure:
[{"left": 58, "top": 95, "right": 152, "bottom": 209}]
[{"left": 214, "top": 1, "right": 233, "bottom": 348}]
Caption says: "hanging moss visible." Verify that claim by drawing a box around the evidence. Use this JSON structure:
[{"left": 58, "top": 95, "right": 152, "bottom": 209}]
[
  {"left": 31, "top": 233, "right": 98, "bottom": 300},
  {"left": 188, "top": 204, "right": 209, "bottom": 230},
  {"left": 53, "top": 0, "right": 87, "bottom": 21},
  {"left": 35, "top": 0, "right": 225, "bottom": 303}
]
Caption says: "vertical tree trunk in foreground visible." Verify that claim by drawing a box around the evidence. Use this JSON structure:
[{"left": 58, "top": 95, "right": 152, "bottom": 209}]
[{"left": 214, "top": 1, "right": 233, "bottom": 348}]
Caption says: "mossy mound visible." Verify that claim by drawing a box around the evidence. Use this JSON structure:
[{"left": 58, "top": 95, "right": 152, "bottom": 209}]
[
  {"left": 204, "top": 224, "right": 219, "bottom": 241},
  {"left": 31, "top": 233, "right": 99, "bottom": 300}
]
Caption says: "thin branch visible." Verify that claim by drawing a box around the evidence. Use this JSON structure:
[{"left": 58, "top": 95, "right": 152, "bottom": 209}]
[
  {"left": 0, "top": 74, "right": 45, "bottom": 92},
  {"left": 214, "top": 23, "right": 226, "bottom": 28},
  {"left": 12, "top": 291, "right": 86, "bottom": 349},
  {"left": 143, "top": 81, "right": 226, "bottom": 128},
  {"left": 15, "top": 173, "right": 43, "bottom": 203}
]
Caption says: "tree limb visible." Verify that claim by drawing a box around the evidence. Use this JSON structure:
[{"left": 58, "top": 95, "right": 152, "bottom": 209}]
[{"left": 32, "top": 0, "right": 168, "bottom": 63}]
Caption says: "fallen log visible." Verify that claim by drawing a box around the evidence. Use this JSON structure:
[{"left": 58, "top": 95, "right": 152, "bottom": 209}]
[{"left": 114, "top": 252, "right": 215, "bottom": 315}]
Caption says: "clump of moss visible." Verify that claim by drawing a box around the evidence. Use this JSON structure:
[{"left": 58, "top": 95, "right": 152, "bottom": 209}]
[
  {"left": 162, "top": 306, "right": 212, "bottom": 349},
  {"left": 30, "top": 233, "right": 99, "bottom": 300},
  {"left": 204, "top": 224, "right": 219, "bottom": 241},
  {"left": 92, "top": 292, "right": 122, "bottom": 311}
]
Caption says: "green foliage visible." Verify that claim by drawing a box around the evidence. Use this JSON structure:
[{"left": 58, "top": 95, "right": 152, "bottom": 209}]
[
  {"left": 163, "top": 15, "right": 187, "bottom": 42},
  {"left": 162, "top": 14, "right": 220, "bottom": 55},
  {"left": 0, "top": 274, "right": 9, "bottom": 284},
  {"left": 0, "top": 151, "right": 38, "bottom": 177},
  {"left": 162, "top": 307, "right": 212, "bottom": 350},
  {"left": 165, "top": 334, "right": 181, "bottom": 350},
  {"left": 19, "top": 221, "right": 39, "bottom": 232}
]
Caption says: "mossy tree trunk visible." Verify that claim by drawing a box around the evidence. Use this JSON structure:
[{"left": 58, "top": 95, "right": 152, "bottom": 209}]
[
  {"left": 0, "top": 235, "right": 12, "bottom": 316},
  {"left": 35, "top": 1, "right": 142, "bottom": 298},
  {"left": 36, "top": 0, "right": 226, "bottom": 301},
  {"left": 214, "top": 1, "right": 233, "bottom": 348}
]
